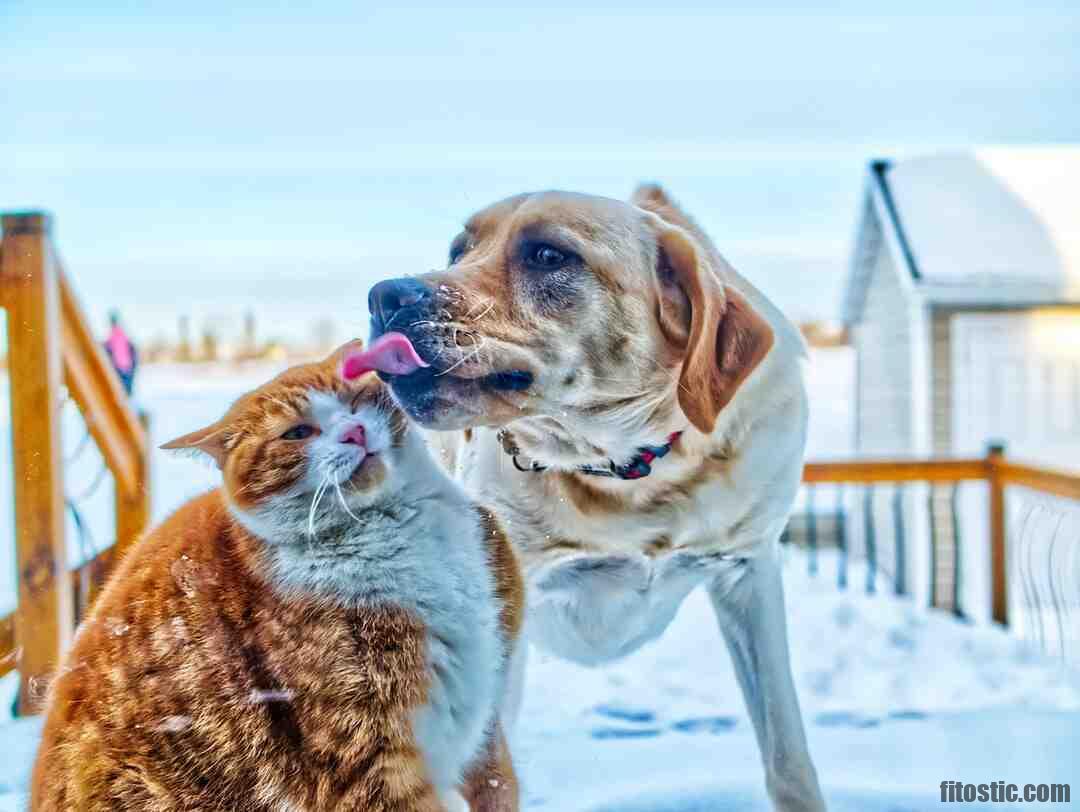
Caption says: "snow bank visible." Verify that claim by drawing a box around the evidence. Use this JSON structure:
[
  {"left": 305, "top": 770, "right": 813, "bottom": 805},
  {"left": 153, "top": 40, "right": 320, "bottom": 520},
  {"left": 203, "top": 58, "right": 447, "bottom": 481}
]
[{"left": 515, "top": 549, "right": 1080, "bottom": 763}]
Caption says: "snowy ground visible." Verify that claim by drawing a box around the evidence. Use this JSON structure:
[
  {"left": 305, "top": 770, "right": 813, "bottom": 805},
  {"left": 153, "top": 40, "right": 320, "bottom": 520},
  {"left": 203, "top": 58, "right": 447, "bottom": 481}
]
[
  {"left": 3, "top": 349, "right": 1080, "bottom": 808},
  {"left": 2, "top": 552, "right": 1079, "bottom": 808}
]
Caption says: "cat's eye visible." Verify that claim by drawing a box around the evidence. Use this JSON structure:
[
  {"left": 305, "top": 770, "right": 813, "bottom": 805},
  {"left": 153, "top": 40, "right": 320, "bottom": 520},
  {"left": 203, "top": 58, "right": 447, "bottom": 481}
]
[{"left": 280, "top": 424, "right": 316, "bottom": 441}]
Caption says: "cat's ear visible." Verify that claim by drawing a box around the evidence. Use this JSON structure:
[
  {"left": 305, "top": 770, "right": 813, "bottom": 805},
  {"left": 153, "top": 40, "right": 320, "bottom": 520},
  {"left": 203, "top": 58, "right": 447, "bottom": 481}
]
[
  {"left": 325, "top": 339, "right": 364, "bottom": 366},
  {"left": 161, "top": 423, "right": 228, "bottom": 469},
  {"left": 325, "top": 339, "right": 365, "bottom": 373}
]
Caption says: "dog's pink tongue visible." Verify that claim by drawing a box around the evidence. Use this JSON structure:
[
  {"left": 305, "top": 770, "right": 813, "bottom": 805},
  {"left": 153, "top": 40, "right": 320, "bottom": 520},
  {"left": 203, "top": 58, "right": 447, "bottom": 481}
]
[{"left": 341, "top": 332, "right": 430, "bottom": 379}]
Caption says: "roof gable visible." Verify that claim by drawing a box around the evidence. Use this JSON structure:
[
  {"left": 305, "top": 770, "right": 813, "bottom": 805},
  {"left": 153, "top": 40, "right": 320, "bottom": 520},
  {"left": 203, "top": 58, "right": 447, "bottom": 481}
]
[{"left": 844, "top": 148, "right": 1080, "bottom": 324}]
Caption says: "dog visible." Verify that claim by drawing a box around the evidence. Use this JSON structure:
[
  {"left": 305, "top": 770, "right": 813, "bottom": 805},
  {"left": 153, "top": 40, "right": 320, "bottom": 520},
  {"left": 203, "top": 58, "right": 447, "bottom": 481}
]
[{"left": 367, "top": 186, "right": 826, "bottom": 811}]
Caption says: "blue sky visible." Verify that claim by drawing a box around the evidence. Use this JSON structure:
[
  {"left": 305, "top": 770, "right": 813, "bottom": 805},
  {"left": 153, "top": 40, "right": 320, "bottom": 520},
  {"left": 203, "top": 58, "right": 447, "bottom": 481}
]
[{"left": 3, "top": 0, "right": 1078, "bottom": 344}]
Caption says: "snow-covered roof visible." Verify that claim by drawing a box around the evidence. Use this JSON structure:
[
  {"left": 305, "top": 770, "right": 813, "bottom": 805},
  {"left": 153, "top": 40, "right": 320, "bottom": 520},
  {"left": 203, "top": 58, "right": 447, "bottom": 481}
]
[{"left": 844, "top": 148, "right": 1080, "bottom": 323}]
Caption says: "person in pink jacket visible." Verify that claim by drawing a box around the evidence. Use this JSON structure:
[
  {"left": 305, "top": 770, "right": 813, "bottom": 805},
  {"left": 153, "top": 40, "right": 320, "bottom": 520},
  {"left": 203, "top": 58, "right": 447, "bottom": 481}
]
[{"left": 103, "top": 311, "right": 138, "bottom": 395}]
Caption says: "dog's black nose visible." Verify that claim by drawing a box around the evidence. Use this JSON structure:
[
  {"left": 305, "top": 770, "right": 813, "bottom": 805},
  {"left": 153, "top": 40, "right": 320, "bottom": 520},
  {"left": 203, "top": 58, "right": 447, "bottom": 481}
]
[{"left": 369, "top": 277, "right": 431, "bottom": 331}]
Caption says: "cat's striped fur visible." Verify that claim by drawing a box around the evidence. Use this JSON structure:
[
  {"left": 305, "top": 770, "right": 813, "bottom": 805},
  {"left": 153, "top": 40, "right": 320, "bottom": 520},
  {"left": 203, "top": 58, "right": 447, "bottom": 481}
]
[{"left": 32, "top": 348, "right": 523, "bottom": 811}]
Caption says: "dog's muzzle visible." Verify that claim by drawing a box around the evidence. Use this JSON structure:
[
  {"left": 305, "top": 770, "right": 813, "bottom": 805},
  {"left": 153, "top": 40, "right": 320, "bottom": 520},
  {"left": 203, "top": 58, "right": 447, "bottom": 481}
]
[
  {"left": 367, "top": 276, "right": 449, "bottom": 385},
  {"left": 366, "top": 276, "right": 534, "bottom": 429},
  {"left": 369, "top": 277, "right": 434, "bottom": 348}
]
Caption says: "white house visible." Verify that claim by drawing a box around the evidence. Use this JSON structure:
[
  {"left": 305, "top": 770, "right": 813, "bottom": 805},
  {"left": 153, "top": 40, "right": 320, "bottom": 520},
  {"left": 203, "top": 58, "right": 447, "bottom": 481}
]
[
  {"left": 844, "top": 148, "right": 1080, "bottom": 468},
  {"left": 841, "top": 149, "right": 1080, "bottom": 619}
]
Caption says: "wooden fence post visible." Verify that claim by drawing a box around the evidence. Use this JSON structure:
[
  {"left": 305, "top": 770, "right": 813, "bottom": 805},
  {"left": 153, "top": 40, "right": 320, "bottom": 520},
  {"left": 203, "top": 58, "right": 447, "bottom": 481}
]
[
  {"left": 114, "top": 411, "right": 152, "bottom": 560},
  {"left": 986, "top": 442, "right": 1008, "bottom": 626},
  {"left": 1, "top": 212, "right": 74, "bottom": 713}
]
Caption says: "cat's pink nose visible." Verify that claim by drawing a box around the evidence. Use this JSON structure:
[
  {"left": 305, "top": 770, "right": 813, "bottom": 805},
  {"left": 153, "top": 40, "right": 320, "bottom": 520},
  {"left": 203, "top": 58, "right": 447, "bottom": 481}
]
[{"left": 341, "top": 425, "right": 366, "bottom": 446}]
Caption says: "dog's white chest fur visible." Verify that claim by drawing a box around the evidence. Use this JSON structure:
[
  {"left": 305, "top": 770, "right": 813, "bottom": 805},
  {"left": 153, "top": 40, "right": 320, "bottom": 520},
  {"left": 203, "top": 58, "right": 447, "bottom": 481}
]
[
  {"left": 527, "top": 549, "right": 731, "bottom": 664},
  {"left": 452, "top": 382, "right": 805, "bottom": 667}
]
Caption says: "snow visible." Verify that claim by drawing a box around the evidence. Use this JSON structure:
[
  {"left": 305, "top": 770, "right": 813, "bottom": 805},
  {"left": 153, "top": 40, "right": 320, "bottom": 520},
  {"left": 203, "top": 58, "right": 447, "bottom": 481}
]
[
  {"left": 16, "top": 710, "right": 1076, "bottom": 811},
  {"left": 3, "top": 349, "right": 1080, "bottom": 807},
  {"left": 511, "top": 552, "right": 1080, "bottom": 804},
  {"left": 2, "top": 552, "right": 1079, "bottom": 808},
  {"left": 884, "top": 148, "right": 1080, "bottom": 302}
]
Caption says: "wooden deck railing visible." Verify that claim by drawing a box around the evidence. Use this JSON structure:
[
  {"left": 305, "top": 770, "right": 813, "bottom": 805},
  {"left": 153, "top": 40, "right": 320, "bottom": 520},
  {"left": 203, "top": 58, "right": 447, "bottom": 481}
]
[
  {"left": 799, "top": 444, "right": 1080, "bottom": 627},
  {"left": 1, "top": 211, "right": 151, "bottom": 713}
]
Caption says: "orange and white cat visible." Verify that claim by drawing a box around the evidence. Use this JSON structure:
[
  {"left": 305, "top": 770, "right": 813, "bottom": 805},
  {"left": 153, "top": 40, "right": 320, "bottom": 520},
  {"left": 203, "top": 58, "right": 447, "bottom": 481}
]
[{"left": 31, "top": 340, "right": 523, "bottom": 812}]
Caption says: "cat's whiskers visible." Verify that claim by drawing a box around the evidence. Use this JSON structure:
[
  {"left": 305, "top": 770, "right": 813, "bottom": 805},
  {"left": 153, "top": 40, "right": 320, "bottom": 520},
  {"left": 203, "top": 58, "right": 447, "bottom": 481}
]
[
  {"left": 334, "top": 480, "right": 362, "bottom": 523},
  {"left": 306, "top": 474, "right": 332, "bottom": 538}
]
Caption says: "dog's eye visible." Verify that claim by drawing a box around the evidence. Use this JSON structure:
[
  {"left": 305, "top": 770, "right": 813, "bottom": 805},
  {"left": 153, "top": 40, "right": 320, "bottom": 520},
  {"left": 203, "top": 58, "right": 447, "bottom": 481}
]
[
  {"left": 280, "top": 424, "right": 316, "bottom": 441},
  {"left": 524, "top": 242, "right": 571, "bottom": 270}
]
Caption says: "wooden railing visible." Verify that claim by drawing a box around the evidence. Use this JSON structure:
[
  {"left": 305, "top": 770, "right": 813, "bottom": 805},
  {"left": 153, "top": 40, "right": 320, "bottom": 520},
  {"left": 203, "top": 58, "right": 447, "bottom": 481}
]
[
  {"left": 1, "top": 211, "right": 151, "bottom": 713},
  {"left": 797, "top": 444, "right": 1080, "bottom": 627}
]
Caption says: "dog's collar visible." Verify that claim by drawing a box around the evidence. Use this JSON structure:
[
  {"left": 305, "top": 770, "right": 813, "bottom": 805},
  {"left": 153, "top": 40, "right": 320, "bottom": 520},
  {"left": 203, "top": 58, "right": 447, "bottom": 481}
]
[{"left": 498, "top": 429, "right": 683, "bottom": 481}]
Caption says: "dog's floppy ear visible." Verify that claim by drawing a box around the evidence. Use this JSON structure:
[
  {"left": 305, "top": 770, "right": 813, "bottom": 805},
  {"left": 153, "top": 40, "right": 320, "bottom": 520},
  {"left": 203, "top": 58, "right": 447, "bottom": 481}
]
[
  {"left": 651, "top": 220, "right": 774, "bottom": 434},
  {"left": 161, "top": 422, "right": 228, "bottom": 469}
]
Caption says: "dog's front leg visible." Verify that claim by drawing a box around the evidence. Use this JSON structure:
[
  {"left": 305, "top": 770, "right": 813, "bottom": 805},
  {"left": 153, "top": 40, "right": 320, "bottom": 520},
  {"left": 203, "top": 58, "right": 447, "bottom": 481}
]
[{"left": 708, "top": 548, "right": 826, "bottom": 812}]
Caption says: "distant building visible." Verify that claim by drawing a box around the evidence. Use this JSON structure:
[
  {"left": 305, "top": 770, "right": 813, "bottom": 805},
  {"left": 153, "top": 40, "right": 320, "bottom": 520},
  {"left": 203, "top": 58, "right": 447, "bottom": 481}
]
[
  {"left": 841, "top": 149, "right": 1080, "bottom": 619},
  {"left": 843, "top": 149, "right": 1080, "bottom": 467},
  {"left": 177, "top": 316, "right": 193, "bottom": 362}
]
